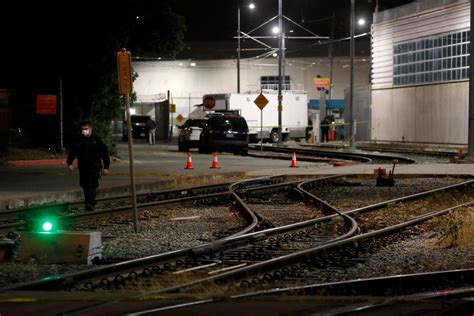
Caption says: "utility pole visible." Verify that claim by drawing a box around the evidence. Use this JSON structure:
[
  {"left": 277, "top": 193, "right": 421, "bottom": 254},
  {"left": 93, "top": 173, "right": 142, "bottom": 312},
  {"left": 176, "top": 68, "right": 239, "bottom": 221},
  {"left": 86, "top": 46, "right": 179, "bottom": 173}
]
[
  {"left": 237, "top": 7, "right": 241, "bottom": 93},
  {"left": 329, "top": 12, "right": 335, "bottom": 100},
  {"left": 59, "top": 78, "right": 64, "bottom": 151},
  {"left": 349, "top": 0, "right": 356, "bottom": 149},
  {"left": 277, "top": 0, "right": 283, "bottom": 144}
]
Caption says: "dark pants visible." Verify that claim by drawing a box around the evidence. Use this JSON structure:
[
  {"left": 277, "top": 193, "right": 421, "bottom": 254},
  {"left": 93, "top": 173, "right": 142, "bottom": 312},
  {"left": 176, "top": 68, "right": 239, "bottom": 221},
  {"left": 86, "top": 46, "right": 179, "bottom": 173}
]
[
  {"left": 321, "top": 127, "right": 329, "bottom": 143},
  {"left": 80, "top": 169, "right": 99, "bottom": 212}
]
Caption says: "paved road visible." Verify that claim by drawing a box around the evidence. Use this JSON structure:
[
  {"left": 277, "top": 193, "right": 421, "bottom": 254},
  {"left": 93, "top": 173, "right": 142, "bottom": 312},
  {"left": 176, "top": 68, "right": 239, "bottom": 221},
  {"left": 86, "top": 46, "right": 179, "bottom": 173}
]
[
  {"left": 0, "top": 141, "right": 314, "bottom": 200},
  {"left": 0, "top": 140, "right": 472, "bottom": 203}
]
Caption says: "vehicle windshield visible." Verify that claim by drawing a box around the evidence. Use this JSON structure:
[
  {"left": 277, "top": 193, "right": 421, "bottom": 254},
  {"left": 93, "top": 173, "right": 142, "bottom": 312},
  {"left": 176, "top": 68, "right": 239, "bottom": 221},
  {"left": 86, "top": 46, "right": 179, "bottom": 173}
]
[
  {"left": 187, "top": 120, "right": 207, "bottom": 128},
  {"left": 131, "top": 116, "right": 150, "bottom": 123},
  {"left": 211, "top": 117, "right": 248, "bottom": 129}
]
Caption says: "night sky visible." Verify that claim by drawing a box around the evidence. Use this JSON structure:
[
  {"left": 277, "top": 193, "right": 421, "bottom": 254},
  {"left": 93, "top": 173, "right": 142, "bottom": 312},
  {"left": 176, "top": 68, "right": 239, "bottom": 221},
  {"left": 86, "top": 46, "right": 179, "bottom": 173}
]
[{"left": 0, "top": 0, "right": 413, "bottom": 86}]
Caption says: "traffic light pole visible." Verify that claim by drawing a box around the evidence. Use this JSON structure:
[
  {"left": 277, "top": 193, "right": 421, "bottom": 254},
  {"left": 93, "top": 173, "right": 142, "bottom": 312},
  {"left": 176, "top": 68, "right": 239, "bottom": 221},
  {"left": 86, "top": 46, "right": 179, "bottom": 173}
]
[{"left": 277, "top": 0, "right": 283, "bottom": 144}]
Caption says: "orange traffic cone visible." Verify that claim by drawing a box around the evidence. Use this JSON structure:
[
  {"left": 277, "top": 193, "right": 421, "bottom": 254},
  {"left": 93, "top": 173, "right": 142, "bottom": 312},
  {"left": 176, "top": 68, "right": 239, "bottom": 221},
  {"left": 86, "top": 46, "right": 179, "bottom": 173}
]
[
  {"left": 289, "top": 151, "right": 299, "bottom": 168},
  {"left": 184, "top": 152, "right": 194, "bottom": 169},
  {"left": 210, "top": 152, "right": 220, "bottom": 169}
]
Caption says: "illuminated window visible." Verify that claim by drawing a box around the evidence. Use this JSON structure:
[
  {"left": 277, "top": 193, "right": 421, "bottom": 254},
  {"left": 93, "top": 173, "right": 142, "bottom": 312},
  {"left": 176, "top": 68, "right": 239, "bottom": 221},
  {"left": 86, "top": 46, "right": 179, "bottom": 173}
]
[{"left": 393, "top": 30, "right": 470, "bottom": 86}]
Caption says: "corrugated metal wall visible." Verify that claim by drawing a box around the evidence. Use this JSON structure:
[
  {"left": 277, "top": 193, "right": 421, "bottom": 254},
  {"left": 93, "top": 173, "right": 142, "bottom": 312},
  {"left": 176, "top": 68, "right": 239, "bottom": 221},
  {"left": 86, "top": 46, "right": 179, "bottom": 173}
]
[{"left": 371, "top": 0, "right": 470, "bottom": 144}]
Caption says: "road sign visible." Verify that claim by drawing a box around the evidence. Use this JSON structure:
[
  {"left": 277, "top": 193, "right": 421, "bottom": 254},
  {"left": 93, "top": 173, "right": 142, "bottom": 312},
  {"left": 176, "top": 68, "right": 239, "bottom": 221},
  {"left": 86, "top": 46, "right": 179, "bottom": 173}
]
[
  {"left": 169, "top": 103, "right": 176, "bottom": 113},
  {"left": 176, "top": 114, "right": 185, "bottom": 123},
  {"left": 36, "top": 95, "right": 57, "bottom": 115},
  {"left": 254, "top": 93, "right": 269, "bottom": 110},
  {"left": 313, "top": 77, "right": 330, "bottom": 89},
  {"left": 203, "top": 95, "right": 215, "bottom": 110},
  {"left": 117, "top": 50, "right": 133, "bottom": 94}
]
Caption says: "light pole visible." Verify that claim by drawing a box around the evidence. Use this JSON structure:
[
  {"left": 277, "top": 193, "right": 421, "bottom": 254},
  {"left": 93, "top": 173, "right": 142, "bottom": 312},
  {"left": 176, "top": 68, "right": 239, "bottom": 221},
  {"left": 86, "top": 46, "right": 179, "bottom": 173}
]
[
  {"left": 277, "top": 0, "right": 283, "bottom": 144},
  {"left": 349, "top": 0, "right": 356, "bottom": 149},
  {"left": 237, "top": 3, "right": 255, "bottom": 93},
  {"left": 329, "top": 12, "right": 335, "bottom": 100}
]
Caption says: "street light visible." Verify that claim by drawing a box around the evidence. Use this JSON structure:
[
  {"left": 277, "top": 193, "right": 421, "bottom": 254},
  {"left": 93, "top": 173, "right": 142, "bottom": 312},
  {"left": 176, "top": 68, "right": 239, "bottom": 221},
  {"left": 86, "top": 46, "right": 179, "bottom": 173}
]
[
  {"left": 277, "top": 0, "right": 283, "bottom": 144},
  {"left": 350, "top": 0, "right": 355, "bottom": 149},
  {"left": 358, "top": 18, "right": 366, "bottom": 26},
  {"left": 237, "top": 3, "right": 255, "bottom": 93}
]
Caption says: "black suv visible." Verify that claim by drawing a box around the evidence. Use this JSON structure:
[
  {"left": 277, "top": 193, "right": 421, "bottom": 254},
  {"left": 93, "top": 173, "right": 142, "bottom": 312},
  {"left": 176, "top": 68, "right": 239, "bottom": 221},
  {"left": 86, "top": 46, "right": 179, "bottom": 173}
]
[
  {"left": 199, "top": 114, "right": 249, "bottom": 155},
  {"left": 122, "top": 115, "right": 150, "bottom": 141}
]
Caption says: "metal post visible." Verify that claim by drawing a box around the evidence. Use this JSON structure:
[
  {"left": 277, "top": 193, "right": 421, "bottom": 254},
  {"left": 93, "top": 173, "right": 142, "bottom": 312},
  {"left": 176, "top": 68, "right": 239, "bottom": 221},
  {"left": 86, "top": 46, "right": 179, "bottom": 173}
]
[
  {"left": 282, "top": 33, "right": 286, "bottom": 89},
  {"left": 168, "top": 90, "right": 172, "bottom": 141},
  {"left": 329, "top": 12, "right": 335, "bottom": 100},
  {"left": 260, "top": 109, "right": 263, "bottom": 153},
  {"left": 59, "top": 78, "right": 64, "bottom": 151},
  {"left": 349, "top": 0, "right": 356, "bottom": 149},
  {"left": 469, "top": 0, "right": 474, "bottom": 157},
  {"left": 125, "top": 93, "right": 139, "bottom": 233},
  {"left": 277, "top": 0, "right": 283, "bottom": 144},
  {"left": 237, "top": 7, "right": 241, "bottom": 93}
]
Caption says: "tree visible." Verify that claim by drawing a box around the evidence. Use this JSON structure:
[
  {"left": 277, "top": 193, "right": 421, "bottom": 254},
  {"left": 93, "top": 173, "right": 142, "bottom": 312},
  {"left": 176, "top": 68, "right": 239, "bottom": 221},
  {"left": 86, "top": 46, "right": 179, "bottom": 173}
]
[{"left": 75, "top": 0, "right": 187, "bottom": 155}]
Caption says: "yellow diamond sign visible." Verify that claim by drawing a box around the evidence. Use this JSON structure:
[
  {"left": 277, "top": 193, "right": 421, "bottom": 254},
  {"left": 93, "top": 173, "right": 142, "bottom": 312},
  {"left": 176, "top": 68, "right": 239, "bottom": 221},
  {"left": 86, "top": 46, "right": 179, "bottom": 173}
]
[
  {"left": 254, "top": 93, "right": 269, "bottom": 110},
  {"left": 176, "top": 114, "right": 185, "bottom": 123}
]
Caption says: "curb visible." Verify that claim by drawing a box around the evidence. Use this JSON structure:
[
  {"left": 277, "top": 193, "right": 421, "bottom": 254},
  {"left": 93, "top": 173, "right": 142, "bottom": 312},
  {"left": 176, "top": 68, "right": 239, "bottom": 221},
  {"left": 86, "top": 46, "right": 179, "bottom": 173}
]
[
  {"left": 7, "top": 159, "right": 67, "bottom": 167},
  {"left": 0, "top": 171, "right": 246, "bottom": 211}
]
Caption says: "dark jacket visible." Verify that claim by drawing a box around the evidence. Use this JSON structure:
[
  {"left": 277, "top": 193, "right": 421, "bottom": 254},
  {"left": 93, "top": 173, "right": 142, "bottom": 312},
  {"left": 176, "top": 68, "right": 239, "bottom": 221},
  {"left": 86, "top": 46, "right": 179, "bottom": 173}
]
[
  {"left": 146, "top": 119, "right": 157, "bottom": 130},
  {"left": 67, "top": 134, "right": 110, "bottom": 172}
]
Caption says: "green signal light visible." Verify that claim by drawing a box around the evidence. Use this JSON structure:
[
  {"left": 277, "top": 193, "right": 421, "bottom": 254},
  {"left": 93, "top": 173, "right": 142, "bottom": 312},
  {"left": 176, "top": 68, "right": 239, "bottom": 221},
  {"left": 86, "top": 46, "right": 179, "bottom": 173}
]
[{"left": 42, "top": 221, "right": 53, "bottom": 232}]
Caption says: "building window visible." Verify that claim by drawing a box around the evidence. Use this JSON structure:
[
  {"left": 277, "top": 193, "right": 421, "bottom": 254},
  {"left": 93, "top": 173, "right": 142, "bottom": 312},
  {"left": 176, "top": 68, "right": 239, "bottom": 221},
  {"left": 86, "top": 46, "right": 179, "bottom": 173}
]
[
  {"left": 261, "top": 76, "right": 290, "bottom": 90},
  {"left": 393, "top": 30, "right": 470, "bottom": 86}
]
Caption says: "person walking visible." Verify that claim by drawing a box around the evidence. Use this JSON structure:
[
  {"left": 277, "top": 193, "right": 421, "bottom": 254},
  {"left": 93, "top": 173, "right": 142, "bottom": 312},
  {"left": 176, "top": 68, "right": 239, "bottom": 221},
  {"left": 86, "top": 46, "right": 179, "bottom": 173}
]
[
  {"left": 146, "top": 117, "right": 157, "bottom": 146},
  {"left": 67, "top": 120, "right": 110, "bottom": 212}
]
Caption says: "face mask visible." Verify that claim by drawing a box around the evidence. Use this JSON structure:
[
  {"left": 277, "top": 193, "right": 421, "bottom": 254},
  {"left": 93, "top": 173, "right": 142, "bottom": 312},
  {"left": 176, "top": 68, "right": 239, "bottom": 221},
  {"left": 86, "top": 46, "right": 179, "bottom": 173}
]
[{"left": 81, "top": 129, "right": 91, "bottom": 137}]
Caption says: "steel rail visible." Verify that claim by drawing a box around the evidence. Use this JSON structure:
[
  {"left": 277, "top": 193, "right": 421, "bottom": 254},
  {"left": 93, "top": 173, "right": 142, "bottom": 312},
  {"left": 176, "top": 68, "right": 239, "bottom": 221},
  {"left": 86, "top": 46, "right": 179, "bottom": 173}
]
[
  {"left": 0, "top": 182, "right": 234, "bottom": 221},
  {"left": 1, "top": 176, "right": 347, "bottom": 292},
  {"left": 251, "top": 144, "right": 417, "bottom": 164},
  {"left": 130, "top": 180, "right": 357, "bottom": 295},
  {"left": 126, "top": 199, "right": 473, "bottom": 315},
  {"left": 0, "top": 177, "right": 321, "bottom": 291},
  {"left": 248, "top": 145, "right": 372, "bottom": 163},
  {"left": 139, "top": 180, "right": 472, "bottom": 295}
]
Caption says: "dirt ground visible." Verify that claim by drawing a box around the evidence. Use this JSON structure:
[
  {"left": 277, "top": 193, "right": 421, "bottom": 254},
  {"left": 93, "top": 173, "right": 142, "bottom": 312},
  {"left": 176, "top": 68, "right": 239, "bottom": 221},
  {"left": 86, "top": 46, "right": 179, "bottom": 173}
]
[{"left": 0, "top": 147, "right": 67, "bottom": 165}]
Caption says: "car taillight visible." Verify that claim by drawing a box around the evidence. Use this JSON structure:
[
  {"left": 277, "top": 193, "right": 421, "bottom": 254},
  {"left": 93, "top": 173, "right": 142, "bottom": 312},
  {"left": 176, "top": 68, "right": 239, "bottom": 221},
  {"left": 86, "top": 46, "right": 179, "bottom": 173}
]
[{"left": 246, "top": 131, "right": 250, "bottom": 140}]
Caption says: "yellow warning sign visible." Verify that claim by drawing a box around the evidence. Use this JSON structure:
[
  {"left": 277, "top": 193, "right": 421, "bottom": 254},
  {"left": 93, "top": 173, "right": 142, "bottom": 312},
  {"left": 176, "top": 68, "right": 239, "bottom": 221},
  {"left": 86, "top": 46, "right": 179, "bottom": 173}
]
[
  {"left": 176, "top": 114, "right": 185, "bottom": 123},
  {"left": 254, "top": 93, "right": 269, "bottom": 110},
  {"left": 169, "top": 103, "right": 176, "bottom": 113}
]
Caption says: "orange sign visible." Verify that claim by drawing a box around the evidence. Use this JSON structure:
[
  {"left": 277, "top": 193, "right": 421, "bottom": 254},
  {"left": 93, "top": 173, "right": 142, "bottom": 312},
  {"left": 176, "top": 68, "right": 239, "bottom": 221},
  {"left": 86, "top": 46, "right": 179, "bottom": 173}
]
[
  {"left": 313, "top": 77, "right": 330, "bottom": 89},
  {"left": 36, "top": 95, "right": 57, "bottom": 115},
  {"left": 117, "top": 50, "right": 133, "bottom": 94}
]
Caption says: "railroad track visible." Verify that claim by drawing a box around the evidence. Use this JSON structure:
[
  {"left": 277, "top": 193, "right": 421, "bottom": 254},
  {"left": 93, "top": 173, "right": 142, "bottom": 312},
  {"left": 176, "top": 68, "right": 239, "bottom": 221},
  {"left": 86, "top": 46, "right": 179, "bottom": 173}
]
[
  {"left": 1, "top": 175, "right": 353, "bottom": 292},
  {"left": 2, "top": 177, "right": 472, "bottom": 308},
  {"left": 249, "top": 144, "right": 417, "bottom": 164},
  {"left": 0, "top": 176, "right": 299, "bottom": 236}
]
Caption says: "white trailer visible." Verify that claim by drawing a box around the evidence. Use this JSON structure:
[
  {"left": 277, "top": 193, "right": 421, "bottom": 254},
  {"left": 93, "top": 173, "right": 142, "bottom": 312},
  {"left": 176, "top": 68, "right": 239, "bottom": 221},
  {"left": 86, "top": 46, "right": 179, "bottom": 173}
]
[{"left": 206, "top": 90, "right": 308, "bottom": 143}]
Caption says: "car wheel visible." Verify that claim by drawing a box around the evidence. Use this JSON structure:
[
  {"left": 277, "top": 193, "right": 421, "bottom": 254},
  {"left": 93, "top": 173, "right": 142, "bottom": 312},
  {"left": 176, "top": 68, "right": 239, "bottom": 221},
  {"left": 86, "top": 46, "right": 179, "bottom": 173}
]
[{"left": 240, "top": 148, "right": 248, "bottom": 156}]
